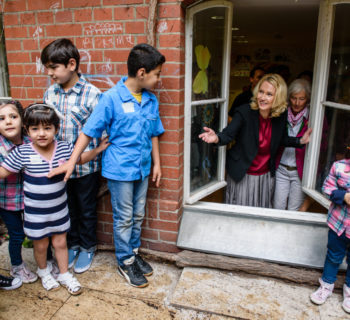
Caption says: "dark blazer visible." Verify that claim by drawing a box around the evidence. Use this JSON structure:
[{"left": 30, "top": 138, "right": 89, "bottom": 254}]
[{"left": 217, "top": 104, "right": 302, "bottom": 182}]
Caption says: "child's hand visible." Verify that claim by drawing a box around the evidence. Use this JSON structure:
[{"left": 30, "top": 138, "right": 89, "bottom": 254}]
[
  {"left": 47, "top": 161, "right": 75, "bottom": 182},
  {"left": 345, "top": 193, "right": 350, "bottom": 206},
  {"left": 97, "top": 136, "right": 110, "bottom": 153},
  {"left": 152, "top": 163, "right": 161, "bottom": 187}
]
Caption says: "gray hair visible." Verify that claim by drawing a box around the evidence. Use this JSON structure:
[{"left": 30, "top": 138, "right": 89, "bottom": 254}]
[{"left": 288, "top": 78, "right": 311, "bottom": 101}]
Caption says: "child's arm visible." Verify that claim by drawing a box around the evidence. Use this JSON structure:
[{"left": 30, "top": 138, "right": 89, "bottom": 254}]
[
  {"left": 151, "top": 136, "right": 161, "bottom": 187},
  {"left": 47, "top": 133, "right": 93, "bottom": 181},
  {"left": 0, "top": 167, "right": 13, "bottom": 179},
  {"left": 77, "top": 136, "right": 110, "bottom": 165}
]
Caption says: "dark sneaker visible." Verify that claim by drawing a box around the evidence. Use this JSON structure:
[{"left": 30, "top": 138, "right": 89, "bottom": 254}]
[
  {"left": 0, "top": 274, "right": 22, "bottom": 290},
  {"left": 134, "top": 254, "right": 153, "bottom": 276},
  {"left": 117, "top": 261, "right": 148, "bottom": 288}
]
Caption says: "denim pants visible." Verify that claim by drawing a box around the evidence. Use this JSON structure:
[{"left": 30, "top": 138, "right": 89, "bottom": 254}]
[
  {"left": 108, "top": 177, "right": 149, "bottom": 266},
  {"left": 0, "top": 208, "right": 24, "bottom": 266},
  {"left": 67, "top": 172, "right": 99, "bottom": 252},
  {"left": 322, "top": 228, "right": 350, "bottom": 286}
]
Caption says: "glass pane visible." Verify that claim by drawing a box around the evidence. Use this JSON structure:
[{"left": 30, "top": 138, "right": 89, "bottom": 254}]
[
  {"left": 190, "top": 103, "right": 220, "bottom": 193},
  {"left": 192, "top": 7, "right": 225, "bottom": 101},
  {"left": 316, "top": 106, "right": 350, "bottom": 192},
  {"left": 326, "top": 4, "right": 350, "bottom": 104}
]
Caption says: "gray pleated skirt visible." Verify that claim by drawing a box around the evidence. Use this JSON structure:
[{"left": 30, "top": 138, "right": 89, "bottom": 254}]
[{"left": 225, "top": 172, "right": 275, "bottom": 208}]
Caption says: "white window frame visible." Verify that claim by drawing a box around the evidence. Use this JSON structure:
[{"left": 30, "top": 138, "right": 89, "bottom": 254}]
[
  {"left": 302, "top": 0, "right": 350, "bottom": 209},
  {"left": 184, "top": 0, "right": 233, "bottom": 204},
  {"left": 0, "top": 13, "right": 10, "bottom": 99}
]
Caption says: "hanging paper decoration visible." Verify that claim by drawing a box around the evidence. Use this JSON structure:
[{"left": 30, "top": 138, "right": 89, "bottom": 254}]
[{"left": 192, "top": 45, "right": 211, "bottom": 94}]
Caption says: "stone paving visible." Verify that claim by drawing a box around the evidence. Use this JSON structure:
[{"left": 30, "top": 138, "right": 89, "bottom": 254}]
[{"left": 0, "top": 243, "right": 349, "bottom": 319}]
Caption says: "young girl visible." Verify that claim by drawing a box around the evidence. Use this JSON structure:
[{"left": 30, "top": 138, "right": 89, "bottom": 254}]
[
  {"left": 310, "top": 142, "right": 350, "bottom": 313},
  {"left": 0, "top": 103, "right": 108, "bottom": 294},
  {"left": 0, "top": 100, "right": 37, "bottom": 283}
]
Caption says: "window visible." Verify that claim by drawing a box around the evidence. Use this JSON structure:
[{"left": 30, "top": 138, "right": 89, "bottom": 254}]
[
  {"left": 184, "top": 0, "right": 233, "bottom": 204},
  {"left": 0, "top": 13, "right": 10, "bottom": 98},
  {"left": 303, "top": 1, "right": 350, "bottom": 208}
]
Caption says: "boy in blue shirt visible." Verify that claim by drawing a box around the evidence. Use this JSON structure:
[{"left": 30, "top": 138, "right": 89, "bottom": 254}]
[
  {"left": 49, "top": 43, "right": 165, "bottom": 288},
  {"left": 41, "top": 38, "right": 101, "bottom": 273}
]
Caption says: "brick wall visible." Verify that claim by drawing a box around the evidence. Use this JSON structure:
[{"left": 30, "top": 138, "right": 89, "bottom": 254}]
[{"left": 3, "top": 0, "right": 185, "bottom": 252}]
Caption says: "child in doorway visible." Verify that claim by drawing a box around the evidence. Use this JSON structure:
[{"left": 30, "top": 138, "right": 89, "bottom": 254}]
[
  {"left": 0, "top": 103, "right": 108, "bottom": 294},
  {"left": 41, "top": 38, "right": 102, "bottom": 273},
  {"left": 0, "top": 100, "right": 37, "bottom": 284},
  {"left": 48, "top": 43, "right": 165, "bottom": 288},
  {"left": 310, "top": 141, "right": 350, "bottom": 313}
]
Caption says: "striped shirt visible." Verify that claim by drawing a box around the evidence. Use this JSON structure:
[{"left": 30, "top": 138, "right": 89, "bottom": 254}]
[
  {"left": 44, "top": 75, "right": 101, "bottom": 178},
  {"left": 322, "top": 159, "right": 350, "bottom": 238},
  {"left": 0, "top": 135, "right": 30, "bottom": 211},
  {"left": 2, "top": 140, "right": 73, "bottom": 240}
]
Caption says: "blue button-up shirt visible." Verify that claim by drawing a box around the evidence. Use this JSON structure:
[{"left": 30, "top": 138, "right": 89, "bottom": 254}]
[{"left": 83, "top": 77, "right": 164, "bottom": 181}]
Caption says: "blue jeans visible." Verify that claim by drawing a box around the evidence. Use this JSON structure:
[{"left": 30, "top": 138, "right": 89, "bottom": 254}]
[
  {"left": 322, "top": 228, "right": 350, "bottom": 286},
  {"left": 108, "top": 177, "right": 149, "bottom": 266},
  {"left": 0, "top": 208, "right": 24, "bottom": 266}
]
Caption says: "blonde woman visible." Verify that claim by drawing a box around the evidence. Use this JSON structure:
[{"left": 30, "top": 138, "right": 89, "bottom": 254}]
[{"left": 199, "top": 74, "right": 312, "bottom": 208}]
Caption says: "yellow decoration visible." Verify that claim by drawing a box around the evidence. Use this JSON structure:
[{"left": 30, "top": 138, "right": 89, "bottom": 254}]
[{"left": 192, "top": 45, "right": 211, "bottom": 94}]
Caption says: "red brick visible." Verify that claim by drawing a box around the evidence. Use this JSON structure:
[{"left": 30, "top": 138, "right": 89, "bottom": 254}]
[
  {"left": 4, "top": 0, "right": 27, "bottom": 12},
  {"left": 22, "top": 39, "right": 39, "bottom": 50},
  {"left": 161, "top": 130, "right": 183, "bottom": 143},
  {"left": 96, "top": 222, "right": 104, "bottom": 233},
  {"left": 147, "top": 187, "right": 160, "bottom": 200},
  {"left": 75, "top": 37, "right": 93, "bottom": 49},
  {"left": 4, "top": 26, "right": 27, "bottom": 38},
  {"left": 159, "top": 200, "right": 180, "bottom": 212},
  {"left": 19, "top": 13, "right": 36, "bottom": 25},
  {"left": 103, "top": 223, "right": 114, "bottom": 233},
  {"left": 159, "top": 34, "right": 183, "bottom": 48},
  {"left": 160, "top": 141, "right": 182, "bottom": 155},
  {"left": 158, "top": 4, "right": 184, "bottom": 19},
  {"left": 103, "top": 0, "right": 143, "bottom": 4},
  {"left": 104, "top": 50, "right": 129, "bottom": 62},
  {"left": 159, "top": 231, "right": 178, "bottom": 242},
  {"left": 55, "top": 11, "right": 73, "bottom": 23},
  {"left": 63, "top": 0, "right": 102, "bottom": 9},
  {"left": 157, "top": 19, "right": 184, "bottom": 34},
  {"left": 141, "top": 228, "right": 159, "bottom": 241},
  {"left": 10, "top": 75, "right": 32, "bottom": 87},
  {"left": 10, "top": 87, "right": 27, "bottom": 99},
  {"left": 28, "top": 0, "right": 60, "bottom": 10},
  {"left": 125, "top": 21, "right": 144, "bottom": 34},
  {"left": 114, "top": 7, "right": 134, "bottom": 20},
  {"left": 8, "top": 64, "right": 24, "bottom": 75},
  {"left": 159, "top": 210, "right": 181, "bottom": 221},
  {"left": 46, "top": 24, "right": 82, "bottom": 37},
  {"left": 6, "top": 52, "right": 30, "bottom": 64},
  {"left": 74, "top": 8, "right": 93, "bottom": 22},
  {"left": 115, "top": 64, "right": 128, "bottom": 75},
  {"left": 27, "top": 88, "right": 45, "bottom": 100},
  {"left": 160, "top": 154, "right": 183, "bottom": 167},
  {"left": 36, "top": 12, "right": 54, "bottom": 24},
  {"left": 95, "top": 36, "right": 114, "bottom": 49},
  {"left": 24, "top": 64, "right": 39, "bottom": 75},
  {"left": 33, "top": 76, "right": 49, "bottom": 87},
  {"left": 143, "top": 241, "right": 180, "bottom": 253},
  {"left": 136, "top": 6, "right": 148, "bottom": 19},
  {"left": 97, "top": 231, "right": 113, "bottom": 245},
  {"left": 161, "top": 168, "right": 181, "bottom": 179},
  {"left": 97, "top": 212, "right": 113, "bottom": 223},
  {"left": 4, "top": 13, "right": 19, "bottom": 26},
  {"left": 159, "top": 104, "right": 184, "bottom": 117},
  {"left": 5, "top": 39, "right": 22, "bottom": 51},
  {"left": 84, "top": 22, "right": 123, "bottom": 36},
  {"left": 115, "top": 35, "right": 134, "bottom": 48},
  {"left": 161, "top": 117, "right": 183, "bottom": 130},
  {"left": 30, "top": 51, "right": 41, "bottom": 63},
  {"left": 148, "top": 219, "right": 179, "bottom": 232},
  {"left": 39, "top": 38, "right": 55, "bottom": 50},
  {"left": 160, "top": 189, "right": 182, "bottom": 202},
  {"left": 161, "top": 63, "right": 184, "bottom": 77},
  {"left": 94, "top": 8, "right": 113, "bottom": 21},
  {"left": 160, "top": 179, "right": 182, "bottom": 191},
  {"left": 160, "top": 77, "right": 183, "bottom": 90},
  {"left": 159, "top": 90, "right": 184, "bottom": 104}
]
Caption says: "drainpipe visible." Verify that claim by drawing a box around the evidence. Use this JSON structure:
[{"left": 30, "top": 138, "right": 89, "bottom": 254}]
[{"left": 147, "top": 0, "right": 158, "bottom": 46}]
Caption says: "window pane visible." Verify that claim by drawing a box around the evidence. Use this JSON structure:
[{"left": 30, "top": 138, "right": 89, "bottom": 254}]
[
  {"left": 190, "top": 103, "right": 220, "bottom": 193},
  {"left": 316, "top": 106, "right": 350, "bottom": 192},
  {"left": 326, "top": 4, "right": 350, "bottom": 104},
  {"left": 192, "top": 7, "right": 225, "bottom": 101}
]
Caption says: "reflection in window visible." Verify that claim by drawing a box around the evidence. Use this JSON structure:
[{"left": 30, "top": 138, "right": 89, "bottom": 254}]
[
  {"left": 316, "top": 107, "right": 350, "bottom": 192},
  {"left": 326, "top": 4, "right": 350, "bottom": 104}
]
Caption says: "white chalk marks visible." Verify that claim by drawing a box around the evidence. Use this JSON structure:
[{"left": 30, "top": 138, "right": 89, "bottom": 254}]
[{"left": 85, "top": 23, "right": 122, "bottom": 36}]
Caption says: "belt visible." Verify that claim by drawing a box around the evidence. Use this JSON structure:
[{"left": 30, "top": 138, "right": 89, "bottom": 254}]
[{"left": 280, "top": 163, "right": 297, "bottom": 171}]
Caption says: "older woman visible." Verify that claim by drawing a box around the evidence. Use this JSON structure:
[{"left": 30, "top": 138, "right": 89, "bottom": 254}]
[
  {"left": 199, "top": 74, "right": 312, "bottom": 208},
  {"left": 273, "top": 79, "right": 311, "bottom": 210}
]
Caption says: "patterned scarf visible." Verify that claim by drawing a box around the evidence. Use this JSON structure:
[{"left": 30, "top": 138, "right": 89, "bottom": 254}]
[{"left": 287, "top": 106, "right": 309, "bottom": 127}]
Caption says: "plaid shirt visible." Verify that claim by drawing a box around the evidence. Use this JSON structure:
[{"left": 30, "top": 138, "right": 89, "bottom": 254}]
[
  {"left": 0, "top": 135, "right": 30, "bottom": 211},
  {"left": 322, "top": 159, "right": 350, "bottom": 238},
  {"left": 44, "top": 75, "right": 101, "bottom": 178}
]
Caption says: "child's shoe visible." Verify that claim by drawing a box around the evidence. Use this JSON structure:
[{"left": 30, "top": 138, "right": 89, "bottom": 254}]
[
  {"left": 47, "top": 259, "right": 60, "bottom": 280},
  {"left": 117, "top": 260, "right": 148, "bottom": 288},
  {"left": 74, "top": 251, "right": 94, "bottom": 273},
  {"left": 57, "top": 272, "right": 82, "bottom": 295},
  {"left": 10, "top": 262, "right": 38, "bottom": 283},
  {"left": 134, "top": 254, "right": 153, "bottom": 276},
  {"left": 342, "top": 284, "right": 350, "bottom": 313},
  {"left": 310, "top": 278, "right": 334, "bottom": 305},
  {"left": 37, "top": 266, "right": 60, "bottom": 291},
  {"left": 68, "top": 248, "right": 79, "bottom": 268},
  {"left": 0, "top": 275, "right": 22, "bottom": 290}
]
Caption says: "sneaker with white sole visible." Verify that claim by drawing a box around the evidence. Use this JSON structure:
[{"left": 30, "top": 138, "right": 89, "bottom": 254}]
[
  {"left": 74, "top": 251, "right": 94, "bottom": 273},
  {"left": 343, "top": 284, "right": 350, "bottom": 313},
  {"left": 37, "top": 266, "right": 60, "bottom": 291},
  {"left": 10, "top": 262, "right": 38, "bottom": 283},
  {"left": 310, "top": 278, "right": 334, "bottom": 305},
  {"left": 57, "top": 272, "right": 82, "bottom": 295},
  {"left": 117, "top": 261, "right": 148, "bottom": 288},
  {"left": 47, "top": 259, "right": 60, "bottom": 280},
  {"left": 68, "top": 249, "right": 79, "bottom": 269},
  {"left": 134, "top": 254, "right": 153, "bottom": 276},
  {"left": 0, "top": 274, "right": 22, "bottom": 290}
]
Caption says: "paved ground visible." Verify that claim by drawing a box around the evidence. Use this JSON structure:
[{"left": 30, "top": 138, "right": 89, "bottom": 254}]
[{"left": 0, "top": 242, "right": 349, "bottom": 320}]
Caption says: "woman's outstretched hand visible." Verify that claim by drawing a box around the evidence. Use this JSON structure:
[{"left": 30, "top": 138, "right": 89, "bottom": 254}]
[
  {"left": 199, "top": 127, "right": 219, "bottom": 144},
  {"left": 300, "top": 127, "right": 313, "bottom": 144}
]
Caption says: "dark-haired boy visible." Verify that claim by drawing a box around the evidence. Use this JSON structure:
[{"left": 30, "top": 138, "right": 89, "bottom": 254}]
[
  {"left": 41, "top": 38, "right": 101, "bottom": 273},
  {"left": 48, "top": 43, "right": 165, "bottom": 288}
]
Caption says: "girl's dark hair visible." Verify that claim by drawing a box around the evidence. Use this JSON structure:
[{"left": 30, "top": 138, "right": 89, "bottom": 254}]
[
  {"left": 0, "top": 99, "right": 24, "bottom": 122},
  {"left": 127, "top": 43, "right": 165, "bottom": 77},
  {"left": 24, "top": 103, "right": 60, "bottom": 130},
  {"left": 41, "top": 38, "right": 80, "bottom": 71}
]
